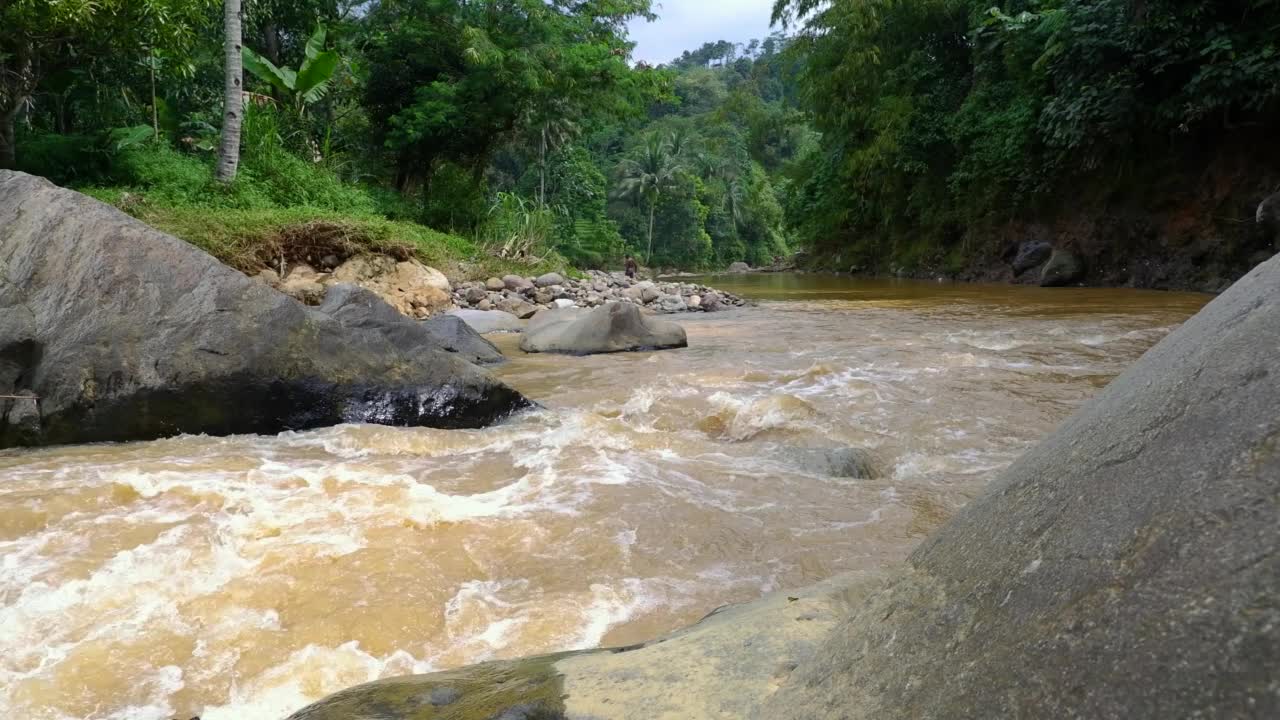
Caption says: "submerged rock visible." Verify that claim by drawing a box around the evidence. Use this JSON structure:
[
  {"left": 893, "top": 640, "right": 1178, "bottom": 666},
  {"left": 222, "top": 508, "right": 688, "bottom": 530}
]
[
  {"left": 0, "top": 171, "right": 529, "bottom": 448},
  {"left": 761, "top": 253, "right": 1280, "bottom": 718},
  {"left": 519, "top": 303, "right": 687, "bottom": 355},
  {"left": 786, "top": 447, "right": 881, "bottom": 479}
]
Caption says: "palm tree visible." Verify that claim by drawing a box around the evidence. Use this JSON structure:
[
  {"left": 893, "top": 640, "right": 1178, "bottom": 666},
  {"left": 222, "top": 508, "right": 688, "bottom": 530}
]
[
  {"left": 616, "top": 133, "right": 683, "bottom": 264},
  {"left": 216, "top": 0, "right": 243, "bottom": 183}
]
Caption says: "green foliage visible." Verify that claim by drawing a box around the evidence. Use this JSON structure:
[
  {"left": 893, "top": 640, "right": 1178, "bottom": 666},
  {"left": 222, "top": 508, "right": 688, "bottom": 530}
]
[
  {"left": 773, "top": 0, "right": 1280, "bottom": 273},
  {"left": 480, "top": 192, "right": 558, "bottom": 261},
  {"left": 243, "top": 25, "right": 343, "bottom": 111}
]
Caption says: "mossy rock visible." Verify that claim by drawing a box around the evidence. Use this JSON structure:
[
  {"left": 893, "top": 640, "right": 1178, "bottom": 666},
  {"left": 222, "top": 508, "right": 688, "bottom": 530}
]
[{"left": 287, "top": 653, "right": 574, "bottom": 720}]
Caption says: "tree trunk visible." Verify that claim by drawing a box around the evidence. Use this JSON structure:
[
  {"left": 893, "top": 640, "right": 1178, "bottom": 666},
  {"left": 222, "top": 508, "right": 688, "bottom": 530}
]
[
  {"left": 0, "top": 112, "right": 16, "bottom": 170},
  {"left": 216, "top": 0, "right": 244, "bottom": 183},
  {"left": 0, "top": 40, "right": 35, "bottom": 170},
  {"left": 539, "top": 124, "right": 547, "bottom": 207},
  {"left": 149, "top": 49, "right": 159, "bottom": 142},
  {"left": 646, "top": 197, "right": 657, "bottom": 264}
]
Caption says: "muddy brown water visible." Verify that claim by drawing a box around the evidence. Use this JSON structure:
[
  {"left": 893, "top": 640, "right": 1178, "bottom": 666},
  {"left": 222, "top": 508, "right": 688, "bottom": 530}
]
[{"left": 0, "top": 275, "right": 1208, "bottom": 720}]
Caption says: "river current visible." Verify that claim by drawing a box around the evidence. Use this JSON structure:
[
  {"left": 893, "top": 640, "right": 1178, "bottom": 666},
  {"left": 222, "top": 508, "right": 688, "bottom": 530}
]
[{"left": 0, "top": 275, "right": 1208, "bottom": 720}]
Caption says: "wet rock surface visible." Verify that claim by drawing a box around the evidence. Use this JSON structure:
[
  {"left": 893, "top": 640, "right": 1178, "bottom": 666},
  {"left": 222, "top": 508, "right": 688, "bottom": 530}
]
[
  {"left": 0, "top": 171, "right": 530, "bottom": 448},
  {"left": 452, "top": 270, "right": 748, "bottom": 316},
  {"left": 760, "top": 253, "right": 1280, "bottom": 719},
  {"left": 285, "top": 573, "right": 875, "bottom": 720}
]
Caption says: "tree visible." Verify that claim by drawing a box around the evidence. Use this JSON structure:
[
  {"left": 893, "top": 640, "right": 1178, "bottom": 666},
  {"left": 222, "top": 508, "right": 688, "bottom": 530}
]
[
  {"left": 242, "top": 25, "right": 341, "bottom": 116},
  {"left": 0, "top": 0, "right": 211, "bottom": 169},
  {"left": 217, "top": 0, "right": 244, "bottom": 183},
  {"left": 616, "top": 132, "right": 684, "bottom": 263},
  {"left": 362, "top": 0, "right": 657, "bottom": 194}
]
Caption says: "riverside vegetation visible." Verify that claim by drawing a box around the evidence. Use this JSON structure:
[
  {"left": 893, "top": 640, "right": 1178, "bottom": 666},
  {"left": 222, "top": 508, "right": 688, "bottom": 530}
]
[{"left": 9, "top": 1, "right": 1275, "bottom": 287}]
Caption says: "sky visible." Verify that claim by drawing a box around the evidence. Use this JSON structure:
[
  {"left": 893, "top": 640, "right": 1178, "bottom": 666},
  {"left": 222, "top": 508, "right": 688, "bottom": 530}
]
[{"left": 627, "top": 0, "right": 780, "bottom": 65}]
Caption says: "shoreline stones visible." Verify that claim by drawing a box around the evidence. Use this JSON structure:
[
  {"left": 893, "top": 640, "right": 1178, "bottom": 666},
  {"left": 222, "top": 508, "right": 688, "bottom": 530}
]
[{"left": 455, "top": 270, "right": 748, "bottom": 316}]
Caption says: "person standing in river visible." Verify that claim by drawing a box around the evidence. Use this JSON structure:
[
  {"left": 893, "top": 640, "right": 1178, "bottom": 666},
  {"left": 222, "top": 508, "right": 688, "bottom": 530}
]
[{"left": 624, "top": 254, "right": 638, "bottom": 279}]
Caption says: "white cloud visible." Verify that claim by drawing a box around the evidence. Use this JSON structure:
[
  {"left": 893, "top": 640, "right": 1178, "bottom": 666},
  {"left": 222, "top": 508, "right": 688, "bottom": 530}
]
[{"left": 627, "top": 0, "right": 780, "bottom": 65}]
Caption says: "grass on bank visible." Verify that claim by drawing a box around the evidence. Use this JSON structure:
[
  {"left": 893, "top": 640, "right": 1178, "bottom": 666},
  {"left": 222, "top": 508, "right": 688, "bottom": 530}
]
[{"left": 63, "top": 138, "right": 567, "bottom": 282}]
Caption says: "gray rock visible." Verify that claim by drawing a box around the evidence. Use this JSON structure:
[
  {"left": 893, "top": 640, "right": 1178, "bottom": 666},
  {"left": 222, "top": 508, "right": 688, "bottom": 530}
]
[
  {"left": 1, "top": 390, "right": 40, "bottom": 446},
  {"left": 419, "top": 316, "right": 505, "bottom": 365},
  {"left": 320, "top": 285, "right": 504, "bottom": 365},
  {"left": 0, "top": 172, "right": 528, "bottom": 448},
  {"left": 728, "top": 261, "right": 752, "bottom": 273},
  {"left": 534, "top": 272, "right": 565, "bottom": 288},
  {"left": 519, "top": 303, "right": 688, "bottom": 355},
  {"left": 464, "top": 286, "right": 487, "bottom": 305},
  {"left": 498, "top": 298, "right": 539, "bottom": 320},
  {"left": 533, "top": 289, "right": 554, "bottom": 305},
  {"left": 760, "top": 253, "right": 1280, "bottom": 719},
  {"left": 701, "top": 292, "right": 724, "bottom": 312},
  {"left": 503, "top": 274, "right": 534, "bottom": 292},
  {"left": 1039, "top": 248, "right": 1086, "bottom": 287},
  {"left": 1010, "top": 240, "right": 1053, "bottom": 276},
  {"left": 448, "top": 309, "right": 526, "bottom": 334},
  {"left": 785, "top": 447, "right": 880, "bottom": 479},
  {"left": 641, "top": 286, "right": 661, "bottom": 303},
  {"left": 553, "top": 298, "right": 576, "bottom": 309},
  {"left": 657, "top": 294, "right": 687, "bottom": 313},
  {"left": 485, "top": 277, "right": 506, "bottom": 292}
]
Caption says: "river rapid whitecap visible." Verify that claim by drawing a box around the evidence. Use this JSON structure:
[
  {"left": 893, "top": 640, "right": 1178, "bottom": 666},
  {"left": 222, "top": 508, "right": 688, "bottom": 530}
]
[{"left": 0, "top": 275, "right": 1208, "bottom": 720}]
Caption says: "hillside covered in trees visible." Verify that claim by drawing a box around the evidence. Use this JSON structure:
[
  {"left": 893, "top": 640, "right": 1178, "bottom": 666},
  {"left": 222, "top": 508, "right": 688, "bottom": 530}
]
[
  {"left": 773, "top": 0, "right": 1280, "bottom": 288},
  {"left": 3, "top": 0, "right": 1278, "bottom": 286}
]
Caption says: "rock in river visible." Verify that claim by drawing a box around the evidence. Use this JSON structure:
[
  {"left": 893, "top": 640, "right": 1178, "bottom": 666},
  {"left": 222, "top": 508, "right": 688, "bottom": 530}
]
[
  {"left": 0, "top": 171, "right": 529, "bottom": 448},
  {"left": 519, "top": 303, "right": 687, "bottom": 355},
  {"left": 320, "top": 285, "right": 504, "bottom": 365},
  {"left": 449, "top": 308, "right": 526, "bottom": 334}
]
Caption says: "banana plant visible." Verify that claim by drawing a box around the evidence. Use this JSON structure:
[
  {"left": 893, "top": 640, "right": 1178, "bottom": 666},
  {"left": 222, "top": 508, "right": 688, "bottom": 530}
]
[{"left": 242, "top": 25, "right": 340, "bottom": 114}]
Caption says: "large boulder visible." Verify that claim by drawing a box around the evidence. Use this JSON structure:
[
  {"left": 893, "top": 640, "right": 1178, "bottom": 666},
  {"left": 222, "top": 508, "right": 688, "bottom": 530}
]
[
  {"left": 448, "top": 308, "right": 526, "bottom": 334},
  {"left": 1039, "top": 248, "right": 1086, "bottom": 287},
  {"left": 0, "top": 172, "right": 529, "bottom": 448},
  {"left": 519, "top": 303, "right": 687, "bottom": 355},
  {"left": 318, "top": 285, "right": 504, "bottom": 366},
  {"left": 761, "top": 253, "right": 1280, "bottom": 718},
  {"left": 728, "top": 261, "right": 752, "bottom": 273},
  {"left": 1010, "top": 239, "right": 1053, "bottom": 276}
]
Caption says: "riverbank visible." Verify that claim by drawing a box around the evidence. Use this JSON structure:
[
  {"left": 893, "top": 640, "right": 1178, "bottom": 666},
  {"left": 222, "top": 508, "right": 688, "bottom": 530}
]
[{"left": 793, "top": 189, "right": 1280, "bottom": 294}]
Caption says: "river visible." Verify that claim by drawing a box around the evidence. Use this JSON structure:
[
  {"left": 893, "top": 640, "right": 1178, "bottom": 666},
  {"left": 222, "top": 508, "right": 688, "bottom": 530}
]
[{"left": 0, "top": 275, "right": 1208, "bottom": 720}]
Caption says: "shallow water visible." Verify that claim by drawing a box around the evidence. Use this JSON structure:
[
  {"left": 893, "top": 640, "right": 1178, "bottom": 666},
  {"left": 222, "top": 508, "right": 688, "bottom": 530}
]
[{"left": 0, "top": 275, "right": 1208, "bottom": 720}]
